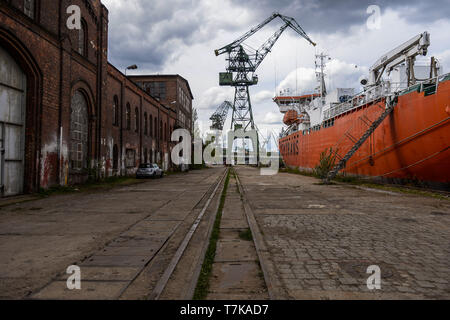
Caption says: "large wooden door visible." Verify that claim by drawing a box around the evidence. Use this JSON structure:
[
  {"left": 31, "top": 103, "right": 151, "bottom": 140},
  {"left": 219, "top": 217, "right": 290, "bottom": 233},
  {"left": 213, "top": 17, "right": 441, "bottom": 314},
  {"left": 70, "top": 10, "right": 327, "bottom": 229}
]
[{"left": 0, "top": 46, "right": 26, "bottom": 197}]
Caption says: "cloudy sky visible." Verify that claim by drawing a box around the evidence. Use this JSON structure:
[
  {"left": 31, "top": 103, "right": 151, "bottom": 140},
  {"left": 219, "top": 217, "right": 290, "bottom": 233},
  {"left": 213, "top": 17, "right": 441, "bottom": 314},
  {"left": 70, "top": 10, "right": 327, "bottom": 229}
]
[{"left": 102, "top": 0, "right": 450, "bottom": 145}]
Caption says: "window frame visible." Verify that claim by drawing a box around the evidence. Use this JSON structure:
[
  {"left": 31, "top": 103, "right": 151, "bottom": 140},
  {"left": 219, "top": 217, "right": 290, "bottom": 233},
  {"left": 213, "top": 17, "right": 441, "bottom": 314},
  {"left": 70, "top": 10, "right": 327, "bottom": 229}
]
[
  {"left": 126, "top": 103, "right": 131, "bottom": 130},
  {"left": 135, "top": 107, "right": 139, "bottom": 133},
  {"left": 113, "top": 95, "right": 119, "bottom": 126},
  {"left": 78, "top": 19, "right": 88, "bottom": 57},
  {"left": 23, "top": 0, "right": 37, "bottom": 20},
  {"left": 144, "top": 112, "right": 148, "bottom": 135}
]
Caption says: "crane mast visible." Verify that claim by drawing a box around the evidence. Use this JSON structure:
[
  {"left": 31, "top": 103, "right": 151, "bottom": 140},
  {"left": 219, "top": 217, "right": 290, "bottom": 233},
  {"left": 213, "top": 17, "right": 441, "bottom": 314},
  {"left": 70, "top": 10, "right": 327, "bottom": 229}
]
[
  {"left": 210, "top": 101, "right": 233, "bottom": 131},
  {"left": 214, "top": 12, "right": 315, "bottom": 158}
]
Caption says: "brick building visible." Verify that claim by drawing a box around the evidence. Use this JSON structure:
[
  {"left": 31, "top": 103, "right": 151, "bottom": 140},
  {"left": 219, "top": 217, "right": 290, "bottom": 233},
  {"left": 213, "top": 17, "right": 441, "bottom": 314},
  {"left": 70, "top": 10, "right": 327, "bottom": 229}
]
[
  {"left": 0, "top": 0, "right": 186, "bottom": 197},
  {"left": 128, "top": 75, "right": 194, "bottom": 133}
]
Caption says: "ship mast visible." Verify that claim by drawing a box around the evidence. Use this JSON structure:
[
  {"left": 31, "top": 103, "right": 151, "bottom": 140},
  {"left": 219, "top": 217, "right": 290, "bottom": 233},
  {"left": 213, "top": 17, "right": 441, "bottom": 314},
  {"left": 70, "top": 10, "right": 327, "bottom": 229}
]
[{"left": 315, "top": 52, "right": 329, "bottom": 101}]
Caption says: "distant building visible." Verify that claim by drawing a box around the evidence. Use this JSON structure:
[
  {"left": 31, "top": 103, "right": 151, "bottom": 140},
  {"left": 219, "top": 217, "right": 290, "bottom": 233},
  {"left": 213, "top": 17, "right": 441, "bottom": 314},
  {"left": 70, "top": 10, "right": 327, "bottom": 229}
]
[{"left": 128, "top": 75, "right": 194, "bottom": 134}]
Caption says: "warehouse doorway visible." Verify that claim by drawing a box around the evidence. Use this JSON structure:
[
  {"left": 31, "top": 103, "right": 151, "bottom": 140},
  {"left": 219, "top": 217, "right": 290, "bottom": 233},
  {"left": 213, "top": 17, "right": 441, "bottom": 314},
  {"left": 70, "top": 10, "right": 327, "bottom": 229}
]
[{"left": 0, "top": 46, "right": 26, "bottom": 197}]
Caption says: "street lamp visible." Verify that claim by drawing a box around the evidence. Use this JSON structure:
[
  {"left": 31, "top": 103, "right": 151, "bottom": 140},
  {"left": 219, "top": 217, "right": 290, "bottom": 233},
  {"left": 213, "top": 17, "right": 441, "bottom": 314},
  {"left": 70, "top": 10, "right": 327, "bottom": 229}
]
[{"left": 125, "top": 64, "right": 138, "bottom": 75}]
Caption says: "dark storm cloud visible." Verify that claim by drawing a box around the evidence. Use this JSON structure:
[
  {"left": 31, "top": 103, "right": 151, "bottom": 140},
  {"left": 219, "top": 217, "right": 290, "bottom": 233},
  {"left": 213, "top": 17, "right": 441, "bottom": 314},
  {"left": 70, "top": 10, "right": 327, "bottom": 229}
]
[
  {"left": 105, "top": 0, "right": 242, "bottom": 71},
  {"left": 232, "top": 0, "right": 450, "bottom": 33},
  {"left": 105, "top": 0, "right": 450, "bottom": 71}
]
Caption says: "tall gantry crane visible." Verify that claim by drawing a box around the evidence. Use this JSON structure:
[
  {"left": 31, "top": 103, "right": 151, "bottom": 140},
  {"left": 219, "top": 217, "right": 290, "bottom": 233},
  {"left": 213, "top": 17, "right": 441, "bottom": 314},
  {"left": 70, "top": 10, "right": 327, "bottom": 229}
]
[
  {"left": 210, "top": 101, "right": 233, "bottom": 131},
  {"left": 214, "top": 12, "right": 316, "bottom": 153}
]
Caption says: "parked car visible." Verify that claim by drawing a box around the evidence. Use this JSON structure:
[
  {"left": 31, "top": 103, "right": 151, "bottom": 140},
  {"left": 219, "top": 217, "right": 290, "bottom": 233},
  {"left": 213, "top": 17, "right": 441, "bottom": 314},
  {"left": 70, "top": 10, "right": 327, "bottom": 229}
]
[{"left": 136, "top": 163, "right": 164, "bottom": 179}]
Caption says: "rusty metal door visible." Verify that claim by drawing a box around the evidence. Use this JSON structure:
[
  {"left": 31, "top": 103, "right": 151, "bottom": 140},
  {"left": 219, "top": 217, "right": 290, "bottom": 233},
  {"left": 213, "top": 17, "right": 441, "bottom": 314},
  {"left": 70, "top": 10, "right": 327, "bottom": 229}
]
[{"left": 0, "top": 46, "right": 26, "bottom": 197}]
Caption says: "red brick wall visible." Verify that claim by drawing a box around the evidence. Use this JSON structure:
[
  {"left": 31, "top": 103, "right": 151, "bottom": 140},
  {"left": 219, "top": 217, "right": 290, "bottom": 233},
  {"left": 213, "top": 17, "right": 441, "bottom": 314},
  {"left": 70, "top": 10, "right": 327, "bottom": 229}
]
[
  {"left": 128, "top": 75, "right": 194, "bottom": 134},
  {"left": 0, "top": 0, "right": 177, "bottom": 193}
]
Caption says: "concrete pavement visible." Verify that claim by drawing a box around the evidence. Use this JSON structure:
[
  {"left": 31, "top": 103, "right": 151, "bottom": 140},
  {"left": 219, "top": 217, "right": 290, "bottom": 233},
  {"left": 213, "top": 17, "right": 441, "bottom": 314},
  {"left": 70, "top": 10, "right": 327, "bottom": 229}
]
[{"left": 0, "top": 168, "right": 225, "bottom": 299}]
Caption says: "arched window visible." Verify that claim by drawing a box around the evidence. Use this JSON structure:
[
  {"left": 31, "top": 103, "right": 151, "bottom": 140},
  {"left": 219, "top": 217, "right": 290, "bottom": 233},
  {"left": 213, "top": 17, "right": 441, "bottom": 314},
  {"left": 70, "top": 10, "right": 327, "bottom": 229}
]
[
  {"left": 144, "top": 112, "right": 148, "bottom": 135},
  {"left": 70, "top": 90, "right": 88, "bottom": 171},
  {"left": 135, "top": 107, "right": 139, "bottom": 133},
  {"left": 113, "top": 95, "right": 119, "bottom": 126},
  {"left": 78, "top": 19, "right": 88, "bottom": 56},
  {"left": 149, "top": 115, "right": 153, "bottom": 137},
  {"left": 154, "top": 118, "right": 157, "bottom": 138},
  {"left": 126, "top": 103, "right": 131, "bottom": 130},
  {"left": 160, "top": 120, "right": 163, "bottom": 140},
  {"left": 23, "top": 0, "right": 36, "bottom": 19}
]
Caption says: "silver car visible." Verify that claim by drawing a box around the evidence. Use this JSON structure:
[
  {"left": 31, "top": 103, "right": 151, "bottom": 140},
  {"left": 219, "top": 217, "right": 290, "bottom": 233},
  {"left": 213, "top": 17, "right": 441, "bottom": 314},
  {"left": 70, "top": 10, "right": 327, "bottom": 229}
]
[{"left": 136, "top": 163, "right": 164, "bottom": 179}]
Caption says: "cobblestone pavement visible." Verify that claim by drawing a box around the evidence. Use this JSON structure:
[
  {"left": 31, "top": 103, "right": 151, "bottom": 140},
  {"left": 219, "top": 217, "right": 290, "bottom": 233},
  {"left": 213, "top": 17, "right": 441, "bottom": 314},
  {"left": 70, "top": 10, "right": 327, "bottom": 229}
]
[
  {"left": 235, "top": 167, "right": 450, "bottom": 300},
  {"left": 0, "top": 168, "right": 224, "bottom": 299}
]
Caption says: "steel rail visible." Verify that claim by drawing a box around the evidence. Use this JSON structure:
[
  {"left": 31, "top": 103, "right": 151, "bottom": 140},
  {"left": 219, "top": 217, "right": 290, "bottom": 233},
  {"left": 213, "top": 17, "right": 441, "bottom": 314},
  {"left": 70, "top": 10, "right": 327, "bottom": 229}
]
[{"left": 148, "top": 167, "right": 229, "bottom": 300}]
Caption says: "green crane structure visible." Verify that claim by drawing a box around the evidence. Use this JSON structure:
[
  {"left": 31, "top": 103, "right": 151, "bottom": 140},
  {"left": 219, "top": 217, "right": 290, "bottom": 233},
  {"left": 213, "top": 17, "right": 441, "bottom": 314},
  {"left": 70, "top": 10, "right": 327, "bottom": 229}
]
[
  {"left": 209, "top": 101, "right": 233, "bottom": 131},
  {"left": 214, "top": 12, "right": 316, "bottom": 157}
]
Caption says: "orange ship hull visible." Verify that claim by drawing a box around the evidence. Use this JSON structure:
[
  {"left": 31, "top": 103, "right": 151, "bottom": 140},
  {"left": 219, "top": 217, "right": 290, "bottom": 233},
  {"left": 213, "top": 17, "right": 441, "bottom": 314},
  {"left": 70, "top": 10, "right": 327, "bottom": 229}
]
[{"left": 279, "top": 79, "right": 450, "bottom": 188}]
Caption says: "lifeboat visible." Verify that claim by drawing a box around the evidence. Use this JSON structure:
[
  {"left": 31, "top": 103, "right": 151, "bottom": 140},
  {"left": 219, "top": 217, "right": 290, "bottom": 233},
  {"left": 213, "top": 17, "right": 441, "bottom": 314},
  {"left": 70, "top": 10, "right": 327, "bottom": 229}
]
[{"left": 283, "top": 109, "right": 302, "bottom": 126}]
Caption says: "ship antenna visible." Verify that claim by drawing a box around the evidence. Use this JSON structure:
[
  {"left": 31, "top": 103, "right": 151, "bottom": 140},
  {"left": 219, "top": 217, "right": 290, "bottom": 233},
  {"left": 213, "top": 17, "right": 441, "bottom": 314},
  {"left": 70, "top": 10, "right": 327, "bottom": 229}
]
[{"left": 315, "top": 52, "right": 329, "bottom": 101}]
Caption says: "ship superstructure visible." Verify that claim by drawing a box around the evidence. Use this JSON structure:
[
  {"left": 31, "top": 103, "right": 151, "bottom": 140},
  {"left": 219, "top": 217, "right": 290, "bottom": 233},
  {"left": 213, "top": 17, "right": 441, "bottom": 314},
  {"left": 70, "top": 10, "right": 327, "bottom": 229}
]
[{"left": 275, "top": 32, "right": 450, "bottom": 187}]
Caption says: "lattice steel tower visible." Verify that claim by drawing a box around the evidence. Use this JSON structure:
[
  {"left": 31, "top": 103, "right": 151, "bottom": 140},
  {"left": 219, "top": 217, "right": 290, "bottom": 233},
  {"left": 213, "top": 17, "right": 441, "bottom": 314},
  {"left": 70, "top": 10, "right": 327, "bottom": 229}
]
[{"left": 214, "top": 12, "right": 316, "bottom": 154}]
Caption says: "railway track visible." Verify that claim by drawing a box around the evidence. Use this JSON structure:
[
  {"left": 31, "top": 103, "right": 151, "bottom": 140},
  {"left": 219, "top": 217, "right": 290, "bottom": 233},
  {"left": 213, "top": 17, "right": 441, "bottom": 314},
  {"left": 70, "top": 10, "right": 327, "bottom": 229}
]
[
  {"left": 31, "top": 167, "right": 228, "bottom": 300},
  {"left": 148, "top": 167, "right": 229, "bottom": 300}
]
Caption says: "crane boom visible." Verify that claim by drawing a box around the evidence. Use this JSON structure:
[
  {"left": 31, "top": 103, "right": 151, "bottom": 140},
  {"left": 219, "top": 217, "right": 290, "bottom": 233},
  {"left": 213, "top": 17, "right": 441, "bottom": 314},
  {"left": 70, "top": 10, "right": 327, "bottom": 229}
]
[
  {"left": 215, "top": 13, "right": 316, "bottom": 60},
  {"left": 367, "top": 31, "right": 430, "bottom": 86},
  {"left": 214, "top": 13, "right": 280, "bottom": 56},
  {"left": 253, "top": 24, "right": 290, "bottom": 70}
]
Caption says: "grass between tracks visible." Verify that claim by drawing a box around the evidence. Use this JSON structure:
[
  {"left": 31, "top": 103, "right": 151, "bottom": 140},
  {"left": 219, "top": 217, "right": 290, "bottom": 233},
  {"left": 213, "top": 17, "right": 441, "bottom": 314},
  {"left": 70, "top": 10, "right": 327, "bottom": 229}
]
[{"left": 193, "top": 169, "right": 231, "bottom": 300}]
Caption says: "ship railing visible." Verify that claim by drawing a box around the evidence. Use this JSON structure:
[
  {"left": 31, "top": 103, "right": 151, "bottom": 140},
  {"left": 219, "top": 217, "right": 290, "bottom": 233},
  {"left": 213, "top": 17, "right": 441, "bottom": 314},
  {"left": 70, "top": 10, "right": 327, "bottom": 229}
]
[
  {"left": 323, "top": 72, "right": 450, "bottom": 121},
  {"left": 324, "top": 83, "right": 388, "bottom": 120}
]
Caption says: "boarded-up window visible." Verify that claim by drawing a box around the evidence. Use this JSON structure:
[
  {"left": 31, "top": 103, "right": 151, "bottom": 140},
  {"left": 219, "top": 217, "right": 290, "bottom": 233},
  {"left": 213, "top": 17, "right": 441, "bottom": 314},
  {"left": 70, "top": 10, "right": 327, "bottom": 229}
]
[
  {"left": 70, "top": 91, "right": 88, "bottom": 171},
  {"left": 125, "top": 149, "right": 135, "bottom": 168}
]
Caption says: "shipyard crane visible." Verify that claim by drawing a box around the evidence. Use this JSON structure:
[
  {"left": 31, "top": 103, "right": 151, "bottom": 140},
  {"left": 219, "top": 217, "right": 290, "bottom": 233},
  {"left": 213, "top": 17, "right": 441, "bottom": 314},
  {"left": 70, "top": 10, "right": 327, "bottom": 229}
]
[
  {"left": 210, "top": 101, "right": 233, "bottom": 131},
  {"left": 214, "top": 12, "right": 316, "bottom": 156}
]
